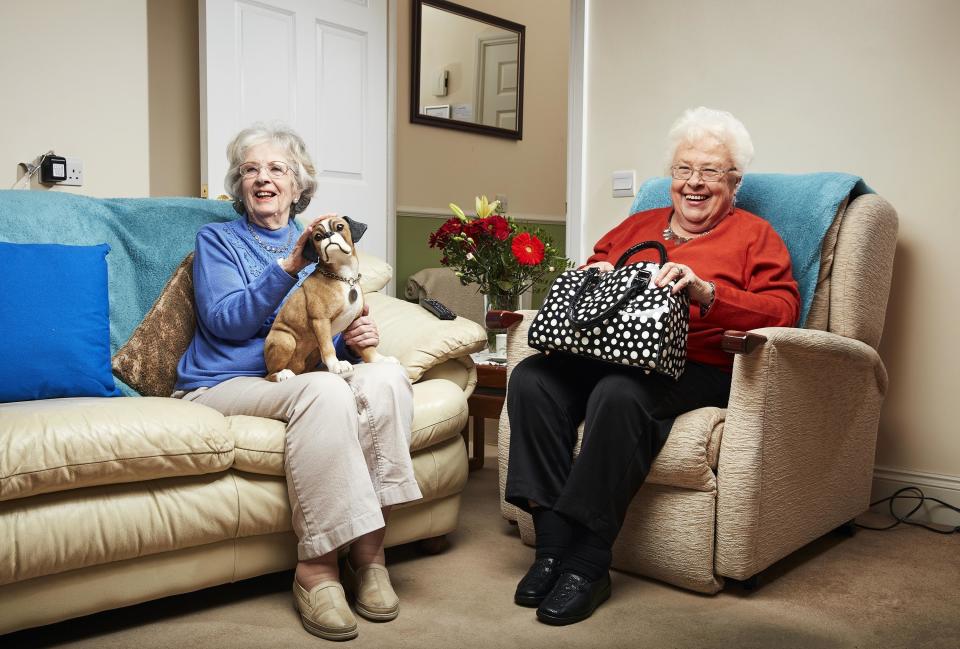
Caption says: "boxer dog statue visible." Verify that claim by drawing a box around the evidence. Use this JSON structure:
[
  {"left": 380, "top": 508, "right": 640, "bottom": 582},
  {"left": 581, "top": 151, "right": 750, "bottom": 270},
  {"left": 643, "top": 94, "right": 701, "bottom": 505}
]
[{"left": 264, "top": 215, "right": 396, "bottom": 381}]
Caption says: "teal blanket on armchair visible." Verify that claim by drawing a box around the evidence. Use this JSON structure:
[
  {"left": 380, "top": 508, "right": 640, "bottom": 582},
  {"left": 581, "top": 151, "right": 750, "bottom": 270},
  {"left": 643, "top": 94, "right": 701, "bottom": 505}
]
[
  {"left": 629, "top": 172, "right": 872, "bottom": 326},
  {"left": 0, "top": 191, "right": 236, "bottom": 355}
]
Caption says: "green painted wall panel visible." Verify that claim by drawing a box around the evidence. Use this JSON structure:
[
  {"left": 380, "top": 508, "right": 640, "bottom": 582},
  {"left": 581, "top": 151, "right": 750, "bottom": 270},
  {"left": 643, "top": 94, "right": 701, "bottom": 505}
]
[{"left": 396, "top": 215, "right": 566, "bottom": 308}]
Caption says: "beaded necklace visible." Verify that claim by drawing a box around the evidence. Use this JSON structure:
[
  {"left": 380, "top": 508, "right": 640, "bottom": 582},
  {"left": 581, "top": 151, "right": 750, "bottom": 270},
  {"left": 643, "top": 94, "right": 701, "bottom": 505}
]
[{"left": 246, "top": 220, "right": 293, "bottom": 256}]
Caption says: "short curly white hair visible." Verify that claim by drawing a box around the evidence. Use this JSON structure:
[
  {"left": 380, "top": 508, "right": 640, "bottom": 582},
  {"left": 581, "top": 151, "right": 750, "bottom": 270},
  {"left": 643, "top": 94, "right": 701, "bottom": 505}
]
[
  {"left": 665, "top": 107, "right": 754, "bottom": 174},
  {"left": 225, "top": 123, "right": 318, "bottom": 216}
]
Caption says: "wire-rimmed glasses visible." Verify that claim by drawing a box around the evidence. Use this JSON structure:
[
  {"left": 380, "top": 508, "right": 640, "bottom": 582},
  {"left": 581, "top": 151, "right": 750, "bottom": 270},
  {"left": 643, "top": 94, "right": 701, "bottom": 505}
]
[
  {"left": 238, "top": 161, "right": 291, "bottom": 179},
  {"left": 670, "top": 165, "right": 737, "bottom": 182}
]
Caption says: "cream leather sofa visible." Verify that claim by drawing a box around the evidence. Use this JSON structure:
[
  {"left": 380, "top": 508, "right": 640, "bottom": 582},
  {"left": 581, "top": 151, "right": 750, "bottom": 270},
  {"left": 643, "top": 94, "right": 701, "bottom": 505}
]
[{"left": 0, "top": 208, "right": 487, "bottom": 634}]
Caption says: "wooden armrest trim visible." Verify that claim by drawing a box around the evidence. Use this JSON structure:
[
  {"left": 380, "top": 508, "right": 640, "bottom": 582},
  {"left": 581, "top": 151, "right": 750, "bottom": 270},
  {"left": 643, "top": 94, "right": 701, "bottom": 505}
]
[
  {"left": 722, "top": 330, "right": 768, "bottom": 355},
  {"left": 486, "top": 310, "right": 524, "bottom": 329}
]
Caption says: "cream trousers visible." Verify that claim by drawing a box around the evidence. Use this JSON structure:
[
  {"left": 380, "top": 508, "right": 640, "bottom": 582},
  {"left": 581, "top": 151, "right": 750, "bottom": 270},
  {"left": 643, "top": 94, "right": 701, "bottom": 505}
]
[{"left": 182, "top": 363, "right": 422, "bottom": 560}]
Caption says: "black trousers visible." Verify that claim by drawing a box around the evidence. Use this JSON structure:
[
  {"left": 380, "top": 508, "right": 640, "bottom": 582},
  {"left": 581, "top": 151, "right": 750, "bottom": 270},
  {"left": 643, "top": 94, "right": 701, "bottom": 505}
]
[{"left": 504, "top": 352, "right": 732, "bottom": 546}]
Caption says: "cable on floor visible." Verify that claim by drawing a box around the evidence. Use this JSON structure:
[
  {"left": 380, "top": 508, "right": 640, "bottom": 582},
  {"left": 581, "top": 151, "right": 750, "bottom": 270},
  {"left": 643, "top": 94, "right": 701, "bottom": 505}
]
[{"left": 856, "top": 486, "right": 959, "bottom": 534}]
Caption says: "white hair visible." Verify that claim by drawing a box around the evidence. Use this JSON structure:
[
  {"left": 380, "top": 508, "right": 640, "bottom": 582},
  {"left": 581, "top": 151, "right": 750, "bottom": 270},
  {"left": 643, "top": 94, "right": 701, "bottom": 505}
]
[
  {"left": 665, "top": 107, "right": 754, "bottom": 174},
  {"left": 225, "top": 123, "right": 318, "bottom": 216}
]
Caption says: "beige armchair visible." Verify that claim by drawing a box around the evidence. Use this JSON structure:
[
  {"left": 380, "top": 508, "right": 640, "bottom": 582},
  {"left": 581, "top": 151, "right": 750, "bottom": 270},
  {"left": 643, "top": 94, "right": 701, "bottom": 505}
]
[{"left": 497, "top": 191, "right": 898, "bottom": 593}]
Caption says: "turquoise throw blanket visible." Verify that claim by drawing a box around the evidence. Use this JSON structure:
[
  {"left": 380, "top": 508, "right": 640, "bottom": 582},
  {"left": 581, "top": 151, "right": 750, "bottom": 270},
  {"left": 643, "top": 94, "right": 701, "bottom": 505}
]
[
  {"left": 628, "top": 172, "right": 873, "bottom": 326},
  {"left": 0, "top": 191, "right": 237, "bottom": 356}
]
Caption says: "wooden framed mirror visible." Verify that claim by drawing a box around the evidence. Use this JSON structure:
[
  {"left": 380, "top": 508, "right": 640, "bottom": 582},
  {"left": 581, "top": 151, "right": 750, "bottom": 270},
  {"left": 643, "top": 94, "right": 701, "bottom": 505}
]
[{"left": 410, "top": 0, "right": 525, "bottom": 140}]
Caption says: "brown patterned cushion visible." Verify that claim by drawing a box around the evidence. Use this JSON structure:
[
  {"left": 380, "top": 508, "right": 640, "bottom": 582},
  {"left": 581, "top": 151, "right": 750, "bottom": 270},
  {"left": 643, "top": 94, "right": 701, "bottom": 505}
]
[{"left": 112, "top": 254, "right": 196, "bottom": 397}]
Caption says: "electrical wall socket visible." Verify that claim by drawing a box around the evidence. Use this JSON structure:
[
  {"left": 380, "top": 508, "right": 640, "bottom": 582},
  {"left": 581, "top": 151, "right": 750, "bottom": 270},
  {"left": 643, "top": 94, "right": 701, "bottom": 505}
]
[
  {"left": 61, "top": 157, "right": 83, "bottom": 186},
  {"left": 495, "top": 194, "right": 508, "bottom": 211}
]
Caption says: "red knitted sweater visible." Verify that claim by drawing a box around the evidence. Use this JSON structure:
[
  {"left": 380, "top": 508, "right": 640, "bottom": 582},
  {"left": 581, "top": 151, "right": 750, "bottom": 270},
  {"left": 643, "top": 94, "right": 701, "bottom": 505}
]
[{"left": 585, "top": 207, "right": 800, "bottom": 370}]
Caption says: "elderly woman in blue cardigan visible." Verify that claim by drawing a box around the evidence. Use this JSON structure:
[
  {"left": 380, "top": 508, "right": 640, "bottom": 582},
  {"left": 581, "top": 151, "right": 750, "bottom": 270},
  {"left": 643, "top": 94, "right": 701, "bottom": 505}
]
[{"left": 174, "top": 123, "right": 420, "bottom": 642}]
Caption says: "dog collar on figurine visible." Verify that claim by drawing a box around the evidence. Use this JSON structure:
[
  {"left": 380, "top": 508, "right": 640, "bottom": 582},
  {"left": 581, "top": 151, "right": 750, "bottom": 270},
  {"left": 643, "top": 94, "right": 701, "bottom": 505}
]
[{"left": 315, "top": 268, "right": 362, "bottom": 286}]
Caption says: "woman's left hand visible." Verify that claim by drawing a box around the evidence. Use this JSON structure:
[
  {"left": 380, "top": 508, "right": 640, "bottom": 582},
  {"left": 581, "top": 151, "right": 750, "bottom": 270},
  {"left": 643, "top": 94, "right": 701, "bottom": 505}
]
[
  {"left": 655, "top": 263, "right": 714, "bottom": 306},
  {"left": 343, "top": 304, "right": 379, "bottom": 352}
]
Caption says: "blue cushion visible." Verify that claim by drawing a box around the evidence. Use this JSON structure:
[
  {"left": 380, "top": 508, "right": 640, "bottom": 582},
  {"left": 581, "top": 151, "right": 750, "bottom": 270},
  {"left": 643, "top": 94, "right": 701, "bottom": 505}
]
[{"left": 0, "top": 242, "right": 120, "bottom": 402}]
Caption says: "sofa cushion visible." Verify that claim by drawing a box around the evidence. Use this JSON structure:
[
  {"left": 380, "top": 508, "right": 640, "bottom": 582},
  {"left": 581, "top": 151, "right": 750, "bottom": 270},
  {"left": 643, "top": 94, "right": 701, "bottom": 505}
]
[
  {"left": 0, "top": 397, "right": 232, "bottom": 502},
  {"left": 0, "top": 242, "right": 120, "bottom": 402},
  {"left": 228, "top": 415, "right": 285, "bottom": 476},
  {"left": 0, "top": 472, "right": 241, "bottom": 586},
  {"left": 229, "top": 377, "right": 468, "bottom": 476},
  {"left": 356, "top": 250, "right": 392, "bottom": 293},
  {"left": 112, "top": 254, "right": 196, "bottom": 397}
]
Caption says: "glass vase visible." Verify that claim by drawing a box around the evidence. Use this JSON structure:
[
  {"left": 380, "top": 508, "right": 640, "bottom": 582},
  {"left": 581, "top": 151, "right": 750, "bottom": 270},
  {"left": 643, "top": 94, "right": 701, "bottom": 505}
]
[{"left": 482, "top": 290, "right": 520, "bottom": 356}]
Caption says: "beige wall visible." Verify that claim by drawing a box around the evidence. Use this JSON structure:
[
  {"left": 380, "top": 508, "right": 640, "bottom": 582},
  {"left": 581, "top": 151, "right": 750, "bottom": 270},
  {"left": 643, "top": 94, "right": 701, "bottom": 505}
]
[
  {"left": 398, "top": 0, "right": 569, "bottom": 220},
  {"left": 584, "top": 0, "right": 960, "bottom": 478},
  {"left": 0, "top": 1, "right": 150, "bottom": 197},
  {"left": 0, "top": 0, "right": 199, "bottom": 198}
]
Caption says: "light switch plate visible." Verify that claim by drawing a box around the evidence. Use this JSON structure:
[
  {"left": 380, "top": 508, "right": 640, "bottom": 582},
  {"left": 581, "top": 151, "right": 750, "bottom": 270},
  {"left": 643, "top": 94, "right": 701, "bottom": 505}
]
[{"left": 612, "top": 169, "right": 635, "bottom": 197}]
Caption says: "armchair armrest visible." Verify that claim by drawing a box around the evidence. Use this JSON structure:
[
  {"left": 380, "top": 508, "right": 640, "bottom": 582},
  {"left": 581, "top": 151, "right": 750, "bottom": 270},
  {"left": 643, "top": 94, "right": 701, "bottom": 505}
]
[
  {"left": 497, "top": 309, "right": 539, "bottom": 521},
  {"left": 721, "top": 330, "right": 767, "bottom": 355},
  {"left": 364, "top": 292, "right": 487, "bottom": 383},
  {"left": 486, "top": 309, "right": 524, "bottom": 329},
  {"left": 715, "top": 327, "right": 888, "bottom": 580}
]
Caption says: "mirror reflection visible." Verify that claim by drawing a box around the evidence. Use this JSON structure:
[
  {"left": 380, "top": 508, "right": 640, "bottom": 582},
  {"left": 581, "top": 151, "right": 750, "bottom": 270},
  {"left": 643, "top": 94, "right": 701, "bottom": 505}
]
[{"left": 412, "top": 0, "right": 525, "bottom": 139}]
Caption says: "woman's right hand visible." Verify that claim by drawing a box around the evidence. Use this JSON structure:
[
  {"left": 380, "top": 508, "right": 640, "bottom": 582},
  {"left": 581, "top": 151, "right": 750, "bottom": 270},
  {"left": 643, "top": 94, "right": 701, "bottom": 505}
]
[
  {"left": 583, "top": 261, "right": 614, "bottom": 273},
  {"left": 280, "top": 214, "right": 336, "bottom": 276}
]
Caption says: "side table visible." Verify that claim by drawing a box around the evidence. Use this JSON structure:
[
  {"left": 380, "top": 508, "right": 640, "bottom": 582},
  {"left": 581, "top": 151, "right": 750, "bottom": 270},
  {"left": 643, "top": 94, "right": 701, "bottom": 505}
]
[{"left": 462, "top": 363, "right": 506, "bottom": 470}]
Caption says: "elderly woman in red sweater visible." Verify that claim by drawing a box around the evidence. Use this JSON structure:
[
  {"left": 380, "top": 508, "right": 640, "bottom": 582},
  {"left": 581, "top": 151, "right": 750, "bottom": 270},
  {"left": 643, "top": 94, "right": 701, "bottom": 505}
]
[{"left": 504, "top": 107, "right": 800, "bottom": 626}]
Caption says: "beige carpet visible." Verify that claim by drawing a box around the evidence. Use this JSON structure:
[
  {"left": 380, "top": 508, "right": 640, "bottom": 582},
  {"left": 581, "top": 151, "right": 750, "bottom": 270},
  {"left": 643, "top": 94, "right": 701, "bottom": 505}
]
[{"left": 7, "top": 444, "right": 959, "bottom": 649}]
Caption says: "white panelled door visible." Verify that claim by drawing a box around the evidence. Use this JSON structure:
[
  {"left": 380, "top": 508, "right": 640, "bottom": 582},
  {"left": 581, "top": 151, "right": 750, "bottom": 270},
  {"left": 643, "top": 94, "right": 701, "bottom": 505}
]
[
  {"left": 200, "top": 0, "right": 389, "bottom": 261},
  {"left": 478, "top": 36, "right": 519, "bottom": 130}
]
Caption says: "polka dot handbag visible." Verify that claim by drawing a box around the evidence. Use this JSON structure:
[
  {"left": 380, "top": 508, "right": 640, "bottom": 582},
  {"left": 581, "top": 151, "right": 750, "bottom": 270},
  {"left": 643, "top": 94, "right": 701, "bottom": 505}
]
[{"left": 527, "top": 241, "right": 689, "bottom": 380}]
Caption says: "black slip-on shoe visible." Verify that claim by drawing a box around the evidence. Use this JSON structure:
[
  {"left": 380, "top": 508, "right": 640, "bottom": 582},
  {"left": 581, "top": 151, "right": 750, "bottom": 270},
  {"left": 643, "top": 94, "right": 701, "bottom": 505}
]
[
  {"left": 514, "top": 556, "right": 563, "bottom": 607},
  {"left": 535, "top": 571, "right": 611, "bottom": 626}
]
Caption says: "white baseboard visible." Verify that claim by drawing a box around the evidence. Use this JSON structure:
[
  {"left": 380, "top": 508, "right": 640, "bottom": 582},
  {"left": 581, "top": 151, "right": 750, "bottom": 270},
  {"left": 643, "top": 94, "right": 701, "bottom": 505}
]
[{"left": 870, "top": 466, "right": 960, "bottom": 528}]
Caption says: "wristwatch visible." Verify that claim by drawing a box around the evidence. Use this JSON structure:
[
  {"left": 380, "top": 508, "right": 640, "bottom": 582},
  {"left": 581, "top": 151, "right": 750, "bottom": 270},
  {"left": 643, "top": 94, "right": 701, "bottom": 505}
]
[{"left": 699, "top": 281, "right": 716, "bottom": 317}]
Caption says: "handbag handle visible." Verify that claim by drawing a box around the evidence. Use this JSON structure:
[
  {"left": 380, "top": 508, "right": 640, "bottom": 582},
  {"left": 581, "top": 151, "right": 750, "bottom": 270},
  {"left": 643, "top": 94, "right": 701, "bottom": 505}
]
[
  {"left": 566, "top": 240, "right": 666, "bottom": 329},
  {"left": 567, "top": 266, "right": 651, "bottom": 329},
  {"left": 613, "top": 240, "right": 668, "bottom": 269}
]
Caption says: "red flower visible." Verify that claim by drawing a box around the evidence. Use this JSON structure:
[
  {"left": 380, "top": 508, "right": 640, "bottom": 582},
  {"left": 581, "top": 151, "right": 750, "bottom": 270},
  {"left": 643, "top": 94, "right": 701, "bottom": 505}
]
[
  {"left": 511, "top": 232, "right": 545, "bottom": 265},
  {"left": 483, "top": 215, "right": 511, "bottom": 240},
  {"left": 428, "top": 217, "right": 464, "bottom": 248}
]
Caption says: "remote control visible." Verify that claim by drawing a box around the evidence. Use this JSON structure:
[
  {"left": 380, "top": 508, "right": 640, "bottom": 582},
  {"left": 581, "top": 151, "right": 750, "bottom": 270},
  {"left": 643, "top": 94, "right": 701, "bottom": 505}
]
[{"left": 419, "top": 297, "right": 457, "bottom": 320}]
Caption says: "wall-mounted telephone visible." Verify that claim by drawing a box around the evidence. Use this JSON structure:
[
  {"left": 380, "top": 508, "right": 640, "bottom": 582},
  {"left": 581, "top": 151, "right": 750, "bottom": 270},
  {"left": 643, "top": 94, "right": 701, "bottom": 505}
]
[{"left": 433, "top": 69, "right": 449, "bottom": 97}]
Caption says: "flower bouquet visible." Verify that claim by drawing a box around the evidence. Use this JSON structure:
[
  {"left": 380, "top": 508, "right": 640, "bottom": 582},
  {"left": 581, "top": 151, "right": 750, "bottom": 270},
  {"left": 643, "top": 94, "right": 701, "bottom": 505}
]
[{"left": 428, "top": 196, "right": 571, "bottom": 349}]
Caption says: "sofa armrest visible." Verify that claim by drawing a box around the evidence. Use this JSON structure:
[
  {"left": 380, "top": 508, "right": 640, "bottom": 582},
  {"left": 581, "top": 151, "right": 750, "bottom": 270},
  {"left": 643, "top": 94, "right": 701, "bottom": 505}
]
[
  {"left": 364, "top": 292, "right": 487, "bottom": 383},
  {"left": 715, "top": 327, "right": 888, "bottom": 580}
]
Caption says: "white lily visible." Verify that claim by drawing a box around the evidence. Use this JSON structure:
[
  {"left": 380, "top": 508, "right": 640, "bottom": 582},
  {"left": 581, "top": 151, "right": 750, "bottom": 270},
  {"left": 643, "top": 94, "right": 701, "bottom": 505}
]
[{"left": 475, "top": 195, "right": 500, "bottom": 218}]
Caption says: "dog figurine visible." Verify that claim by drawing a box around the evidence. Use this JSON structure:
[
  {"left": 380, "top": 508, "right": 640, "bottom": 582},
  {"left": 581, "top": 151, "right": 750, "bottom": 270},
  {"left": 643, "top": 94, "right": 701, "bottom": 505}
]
[{"left": 264, "top": 215, "right": 396, "bottom": 381}]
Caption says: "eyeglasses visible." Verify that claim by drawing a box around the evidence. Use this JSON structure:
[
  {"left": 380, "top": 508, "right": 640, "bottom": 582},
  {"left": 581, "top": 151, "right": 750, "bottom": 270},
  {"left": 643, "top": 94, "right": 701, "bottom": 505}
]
[
  {"left": 670, "top": 165, "right": 737, "bottom": 182},
  {"left": 238, "top": 161, "right": 291, "bottom": 179}
]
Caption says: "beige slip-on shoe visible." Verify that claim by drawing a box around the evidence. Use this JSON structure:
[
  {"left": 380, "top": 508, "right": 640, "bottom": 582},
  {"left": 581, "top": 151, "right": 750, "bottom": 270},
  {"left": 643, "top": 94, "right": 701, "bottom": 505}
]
[
  {"left": 344, "top": 561, "right": 400, "bottom": 622},
  {"left": 292, "top": 579, "right": 359, "bottom": 641}
]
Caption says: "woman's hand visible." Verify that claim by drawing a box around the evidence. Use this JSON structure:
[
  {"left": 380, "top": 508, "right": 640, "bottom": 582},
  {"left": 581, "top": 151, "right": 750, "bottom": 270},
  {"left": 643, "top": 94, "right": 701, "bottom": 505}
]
[
  {"left": 343, "top": 304, "right": 379, "bottom": 353},
  {"left": 583, "top": 261, "right": 614, "bottom": 273},
  {"left": 655, "top": 262, "right": 714, "bottom": 306},
  {"left": 279, "top": 214, "right": 336, "bottom": 276}
]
